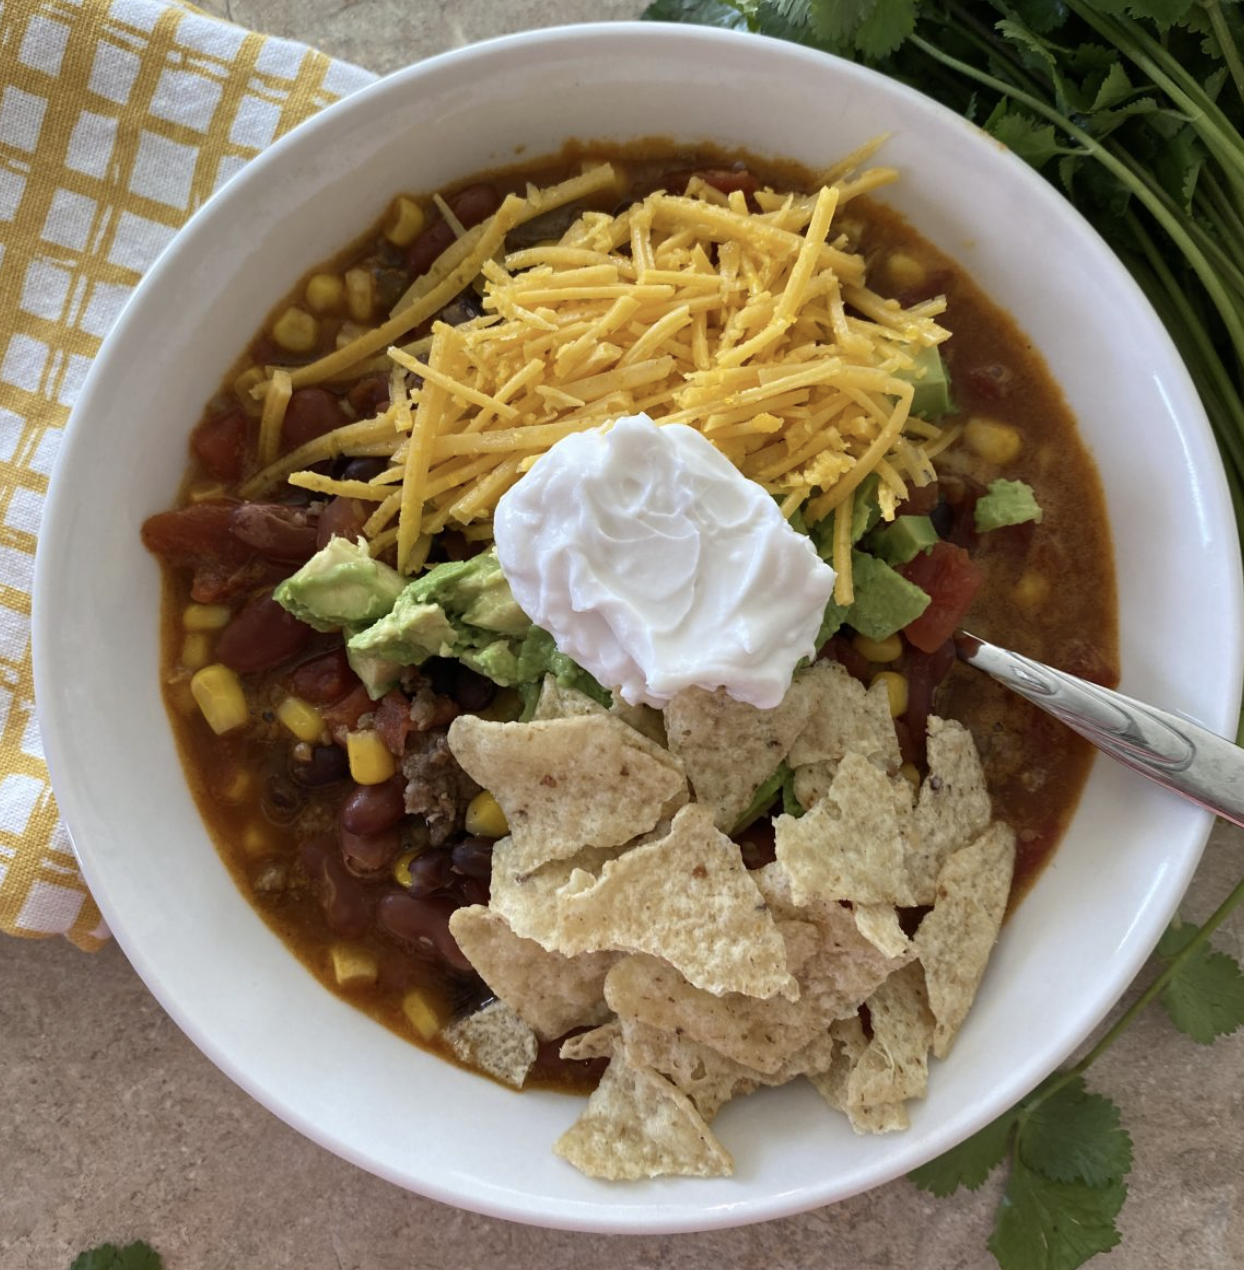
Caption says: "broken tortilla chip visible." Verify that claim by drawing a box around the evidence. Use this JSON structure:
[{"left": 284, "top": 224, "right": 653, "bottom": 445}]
[
  {"left": 448, "top": 712, "right": 688, "bottom": 873},
  {"left": 441, "top": 1000, "right": 538, "bottom": 1089},
  {"left": 787, "top": 662, "right": 901, "bottom": 776},
  {"left": 556, "top": 803, "right": 798, "bottom": 1000},
  {"left": 914, "top": 819, "right": 1016, "bottom": 1059},
  {"left": 553, "top": 1044, "right": 734, "bottom": 1179},
  {"left": 906, "top": 717, "right": 993, "bottom": 903},
  {"left": 774, "top": 748, "right": 918, "bottom": 907},
  {"left": 448, "top": 904, "right": 616, "bottom": 1041},
  {"left": 664, "top": 683, "right": 813, "bottom": 831},
  {"left": 846, "top": 961, "right": 934, "bottom": 1108}
]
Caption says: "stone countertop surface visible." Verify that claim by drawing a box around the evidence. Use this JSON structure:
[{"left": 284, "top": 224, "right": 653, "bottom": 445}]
[{"left": 5, "top": 1, "right": 1244, "bottom": 1266}]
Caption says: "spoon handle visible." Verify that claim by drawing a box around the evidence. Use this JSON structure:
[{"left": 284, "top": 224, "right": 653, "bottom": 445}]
[{"left": 955, "top": 631, "right": 1244, "bottom": 829}]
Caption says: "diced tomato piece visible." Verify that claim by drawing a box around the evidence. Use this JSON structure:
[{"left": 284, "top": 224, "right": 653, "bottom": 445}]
[
  {"left": 322, "top": 683, "right": 374, "bottom": 743},
  {"left": 374, "top": 689, "right": 414, "bottom": 756},
  {"left": 899, "top": 541, "right": 983, "bottom": 653}
]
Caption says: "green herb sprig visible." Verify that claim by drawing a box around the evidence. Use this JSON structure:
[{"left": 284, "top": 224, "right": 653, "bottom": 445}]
[{"left": 644, "top": 2, "right": 1244, "bottom": 1263}]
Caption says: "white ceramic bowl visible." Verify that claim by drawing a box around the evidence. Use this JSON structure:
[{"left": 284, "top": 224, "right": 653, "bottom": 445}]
[{"left": 33, "top": 22, "right": 1244, "bottom": 1232}]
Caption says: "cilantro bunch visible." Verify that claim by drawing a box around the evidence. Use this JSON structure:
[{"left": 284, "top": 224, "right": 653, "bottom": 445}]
[{"left": 642, "top": 2, "right": 1244, "bottom": 1264}]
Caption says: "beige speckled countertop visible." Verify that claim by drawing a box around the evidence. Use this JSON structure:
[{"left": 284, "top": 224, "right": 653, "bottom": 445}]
[{"left": 4, "top": 2, "right": 1244, "bottom": 1267}]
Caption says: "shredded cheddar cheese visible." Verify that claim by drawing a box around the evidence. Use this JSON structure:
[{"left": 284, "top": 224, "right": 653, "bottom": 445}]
[{"left": 244, "top": 146, "right": 953, "bottom": 581}]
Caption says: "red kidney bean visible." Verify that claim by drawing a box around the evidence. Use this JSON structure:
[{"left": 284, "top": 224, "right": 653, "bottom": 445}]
[
  {"left": 376, "top": 890, "right": 472, "bottom": 971},
  {"left": 450, "top": 836, "right": 494, "bottom": 880},
  {"left": 341, "top": 776, "right": 406, "bottom": 836},
  {"left": 290, "top": 649, "right": 359, "bottom": 706},
  {"left": 346, "top": 376, "right": 390, "bottom": 418},
  {"left": 290, "top": 743, "right": 349, "bottom": 787},
  {"left": 282, "top": 387, "right": 347, "bottom": 451},
  {"left": 300, "top": 838, "right": 370, "bottom": 938},
  {"left": 404, "top": 847, "right": 453, "bottom": 898},
  {"left": 457, "top": 876, "right": 490, "bottom": 908},
  {"left": 229, "top": 503, "right": 318, "bottom": 563},
  {"left": 315, "top": 495, "right": 369, "bottom": 550},
  {"left": 191, "top": 408, "right": 248, "bottom": 482},
  {"left": 141, "top": 502, "right": 250, "bottom": 570},
  {"left": 405, "top": 183, "right": 501, "bottom": 278},
  {"left": 340, "top": 824, "right": 402, "bottom": 878},
  {"left": 215, "top": 591, "right": 314, "bottom": 673}
]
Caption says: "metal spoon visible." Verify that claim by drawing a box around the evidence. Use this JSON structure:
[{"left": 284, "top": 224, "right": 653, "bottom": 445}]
[{"left": 954, "top": 630, "right": 1244, "bottom": 829}]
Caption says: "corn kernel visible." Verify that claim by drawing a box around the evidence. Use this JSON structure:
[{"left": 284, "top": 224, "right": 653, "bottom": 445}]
[
  {"left": 964, "top": 417, "right": 1022, "bottom": 465},
  {"left": 871, "top": 670, "right": 909, "bottom": 718},
  {"left": 330, "top": 943, "right": 379, "bottom": 988},
  {"left": 241, "top": 823, "right": 270, "bottom": 857},
  {"left": 899, "top": 762, "right": 922, "bottom": 789},
  {"left": 402, "top": 989, "right": 442, "bottom": 1041},
  {"left": 183, "top": 602, "right": 232, "bottom": 632},
  {"left": 276, "top": 695, "right": 325, "bottom": 744},
  {"left": 336, "top": 321, "right": 367, "bottom": 350},
  {"left": 1012, "top": 571, "right": 1051, "bottom": 610},
  {"left": 346, "top": 729, "right": 396, "bottom": 785},
  {"left": 384, "top": 196, "right": 426, "bottom": 247},
  {"left": 852, "top": 632, "right": 903, "bottom": 663},
  {"left": 305, "top": 272, "right": 344, "bottom": 313},
  {"left": 883, "top": 250, "right": 927, "bottom": 292},
  {"left": 181, "top": 632, "right": 212, "bottom": 671},
  {"left": 344, "top": 268, "right": 374, "bottom": 322},
  {"left": 233, "top": 365, "right": 267, "bottom": 416},
  {"left": 392, "top": 848, "right": 420, "bottom": 888},
  {"left": 464, "top": 789, "right": 509, "bottom": 839},
  {"left": 271, "top": 306, "right": 319, "bottom": 354},
  {"left": 214, "top": 768, "right": 252, "bottom": 805},
  {"left": 190, "top": 663, "right": 249, "bottom": 735}
]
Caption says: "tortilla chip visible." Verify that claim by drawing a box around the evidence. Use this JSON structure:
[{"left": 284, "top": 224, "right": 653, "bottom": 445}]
[
  {"left": 773, "top": 748, "right": 918, "bottom": 907},
  {"left": 906, "top": 716, "right": 993, "bottom": 903},
  {"left": 853, "top": 903, "right": 911, "bottom": 960},
  {"left": 448, "top": 905, "right": 615, "bottom": 1041},
  {"left": 532, "top": 675, "right": 608, "bottom": 721},
  {"left": 556, "top": 804, "right": 798, "bottom": 1000},
  {"left": 787, "top": 662, "right": 901, "bottom": 777},
  {"left": 441, "top": 1000, "right": 538, "bottom": 1089},
  {"left": 447, "top": 713, "right": 688, "bottom": 873},
  {"left": 846, "top": 961, "right": 934, "bottom": 1108},
  {"left": 914, "top": 820, "right": 1016, "bottom": 1059},
  {"left": 791, "top": 759, "right": 835, "bottom": 812},
  {"left": 553, "top": 1044, "right": 734, "bottom": 1179},
  {"left": 663, "top": 683, "right": 813, "bottom": 831},
  {"left": 611, "top": 695, "right": 668, "bottom": 748},
  {"left": 560, "top": 1021, "right": 620, "bottom": 1062},
  {"left": 489, "top": 837, "right": 624, "bottom": 947}
]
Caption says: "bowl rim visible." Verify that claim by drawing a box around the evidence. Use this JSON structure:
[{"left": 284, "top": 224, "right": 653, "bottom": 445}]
[{"left": 32, "top": 19, "right": 1244, "bottom": 1232}]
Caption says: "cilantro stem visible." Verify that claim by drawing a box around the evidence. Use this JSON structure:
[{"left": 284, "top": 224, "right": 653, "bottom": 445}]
[{"left": 1201, "top": 0, "right": 1244, "bottom": 108}]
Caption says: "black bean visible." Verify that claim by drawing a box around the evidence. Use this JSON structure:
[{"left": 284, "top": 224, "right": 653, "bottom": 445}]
[
  {"left": 451, "top": 663, "right": 495, "bottom": 712},
  {"left": 290, "top": 744, "right": 349, "bottom": 787},
  {"left": 262, "top": 772, "right": 305, "bottom": 825},
  {"left": 451, "top": 836, "right": 494, "bottom": 880}
]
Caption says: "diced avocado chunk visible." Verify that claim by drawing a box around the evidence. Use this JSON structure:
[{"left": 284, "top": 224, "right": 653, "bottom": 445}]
[
  {"left": 901, "top": 345, "right": 952, "bottom": 420},
  {"left": 460, "top": 639, "right": 521, "bottom": 685},
  {"left": 846, "top": 549, "right": 931, "bottom": 641},
  {"left": 732, "top": 760, "right": 804, "bottom": 835},
  {"left": 347, "top": 595, "right": 457, "bottom": 677},
  {"left": 405, "top": 548, "right": 529, "bottom": 636},
  {"left": 345, "top": 642, "right": 405, "bottom": 701},
  {"left": 868, "top": 515, "right": 940, "bottom": 566},
  {"left": 515, "top": 627, "right": 611, "bottom": 708},
  {"left": 975, "top": 478, "right": 1043, "bottom": 532},
  {"left": 273, "top": 537, "right": 405, "bottom": 633},
  {"left": 808, "top": 472, "right": 881, "bottom": 559}
]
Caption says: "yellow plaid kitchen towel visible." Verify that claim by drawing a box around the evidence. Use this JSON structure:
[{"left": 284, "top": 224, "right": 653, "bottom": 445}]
[{"left": 0, "top": 0, "right": 376, "bottom": 950}]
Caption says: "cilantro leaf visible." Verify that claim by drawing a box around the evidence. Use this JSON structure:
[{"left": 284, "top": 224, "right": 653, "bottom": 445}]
[
  {"left": 1156, "top": 918, "right": 1244, "bottom": 1044},
  {"left": 908, "top": 1104, "right": 1019, "bottom": 1195},
  {"left": 641, "top": 0, "right": 751, "bottom": 28},
  {"left": 989, "top": 1161, "right": 1126, "bottom": 1270},
  {"left": 70, "top": 1243, "right": 163, "bottom": 1270},
  {"left": 986, "top": 106, "right": 1066, "bottom": 172},
  {"left": 1019, "top": 1077, "right": 1133, "bottom": 1187}
]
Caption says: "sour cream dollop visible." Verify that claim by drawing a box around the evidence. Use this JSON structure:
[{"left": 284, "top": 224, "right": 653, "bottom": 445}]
[{"left": 493, "top": 413, "right": 838, "bottom": 709}]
